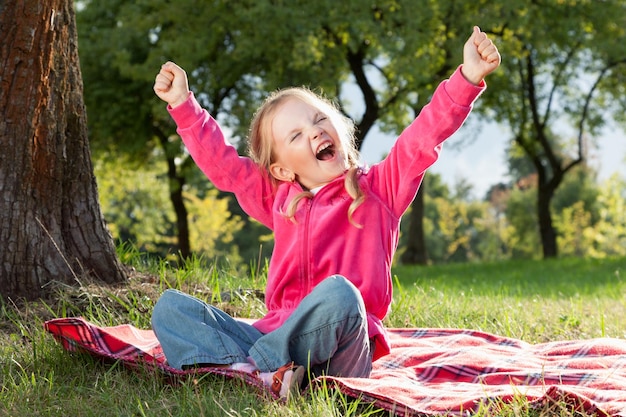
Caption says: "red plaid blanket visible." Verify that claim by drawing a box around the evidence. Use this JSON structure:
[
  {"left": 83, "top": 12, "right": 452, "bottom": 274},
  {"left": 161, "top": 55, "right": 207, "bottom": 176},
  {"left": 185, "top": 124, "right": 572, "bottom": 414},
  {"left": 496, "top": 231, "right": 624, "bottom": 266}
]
[{"left": 44, "top": 317, "right": 626, "bottom": 416}]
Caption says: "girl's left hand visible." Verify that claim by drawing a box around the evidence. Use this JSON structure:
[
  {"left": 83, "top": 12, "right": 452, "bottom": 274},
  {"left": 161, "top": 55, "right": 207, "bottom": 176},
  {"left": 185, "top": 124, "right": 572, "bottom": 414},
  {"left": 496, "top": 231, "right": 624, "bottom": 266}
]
[{"left": 461, "top": 26, "right": 501, "bottom": 85}]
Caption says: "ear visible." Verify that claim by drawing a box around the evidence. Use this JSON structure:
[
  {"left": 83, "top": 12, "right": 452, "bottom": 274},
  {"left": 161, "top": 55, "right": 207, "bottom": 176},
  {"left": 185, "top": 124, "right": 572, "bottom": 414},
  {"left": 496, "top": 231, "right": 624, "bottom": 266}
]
[{"left": 269, "top": 162, "right": 295, "bottom": 182}]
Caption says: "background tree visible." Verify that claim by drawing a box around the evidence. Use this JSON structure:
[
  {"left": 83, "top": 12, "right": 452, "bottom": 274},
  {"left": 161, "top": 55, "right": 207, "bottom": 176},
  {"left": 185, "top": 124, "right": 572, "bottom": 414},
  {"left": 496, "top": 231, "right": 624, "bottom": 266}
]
[
  {"left": 0, "top": 0, "right": 126, "bottom": 300},
  {"left": 74, "top": 0, "right": 626, "bottom": 266},
  {"left": 77, "top": 0, "right": 195, "bottom": 260},
  {"left": 587, "top": 175, "right": 626, "bottom": 258},
  {"left": 482, "top": 0, "right": 626, "bottom": 258},
  {"left": 78, "top": 0, "right": 464, "bottom": 265},
  {"left": 77, "top": 0, "right": 269, "bottom": 262}
]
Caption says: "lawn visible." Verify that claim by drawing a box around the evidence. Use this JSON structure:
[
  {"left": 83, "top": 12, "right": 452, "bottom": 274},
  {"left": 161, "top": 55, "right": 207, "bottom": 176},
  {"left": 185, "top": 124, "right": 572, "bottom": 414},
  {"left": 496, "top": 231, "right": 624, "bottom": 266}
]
[{"left": 1, "top": 254, "right": 624, "bottom": 416}]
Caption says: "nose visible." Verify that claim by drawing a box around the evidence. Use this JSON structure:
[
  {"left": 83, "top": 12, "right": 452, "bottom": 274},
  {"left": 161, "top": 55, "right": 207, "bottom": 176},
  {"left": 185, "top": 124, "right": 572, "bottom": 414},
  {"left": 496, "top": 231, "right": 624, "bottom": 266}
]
[{"left": 308, "top": 125, "right": 322, "bottom": 141}]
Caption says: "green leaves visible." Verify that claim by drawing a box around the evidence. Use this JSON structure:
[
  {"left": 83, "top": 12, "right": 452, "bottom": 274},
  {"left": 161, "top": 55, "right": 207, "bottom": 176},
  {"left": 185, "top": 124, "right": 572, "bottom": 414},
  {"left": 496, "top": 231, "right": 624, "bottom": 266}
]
[{"left": 77, "top": 0, "right": 626, "bottom": 261}]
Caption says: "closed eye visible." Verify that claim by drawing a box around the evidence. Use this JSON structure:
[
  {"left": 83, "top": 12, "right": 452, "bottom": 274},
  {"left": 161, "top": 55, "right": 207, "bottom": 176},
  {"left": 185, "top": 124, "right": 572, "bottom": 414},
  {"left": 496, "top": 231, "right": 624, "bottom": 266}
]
[{"left": 315, "top": 114, "right": 328, "bottom": 124}]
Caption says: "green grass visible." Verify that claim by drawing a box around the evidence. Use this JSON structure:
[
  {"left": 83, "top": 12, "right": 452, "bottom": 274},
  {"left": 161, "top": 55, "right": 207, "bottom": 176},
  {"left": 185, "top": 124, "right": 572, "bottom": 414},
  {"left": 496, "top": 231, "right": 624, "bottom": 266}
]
[
  {"left": 390, "top": 257, "right": 626, "bottom": 342},
  {"left": 1, "top": 252, "right": 624, "bottom": 416}
]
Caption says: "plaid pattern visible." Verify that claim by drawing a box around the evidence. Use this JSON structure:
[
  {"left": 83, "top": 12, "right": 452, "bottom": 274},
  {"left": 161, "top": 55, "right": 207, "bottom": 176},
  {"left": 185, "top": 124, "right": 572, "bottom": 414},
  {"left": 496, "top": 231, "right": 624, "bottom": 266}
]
[
  {"left": 45, "top": 318, "right": 626, "bottom": 415},
  {"left": 43, "top": 317, "right": 266, "bottom": 395}
]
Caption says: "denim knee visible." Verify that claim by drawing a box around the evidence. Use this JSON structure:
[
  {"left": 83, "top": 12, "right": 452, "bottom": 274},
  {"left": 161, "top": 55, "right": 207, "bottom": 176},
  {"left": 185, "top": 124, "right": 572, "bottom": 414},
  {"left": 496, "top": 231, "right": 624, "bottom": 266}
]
[
  {"left": 151, "top": 289, "right": 186, "bottom": 330},
  {"left": 317, "top": 275, "right": 366, "bottom": 318}
]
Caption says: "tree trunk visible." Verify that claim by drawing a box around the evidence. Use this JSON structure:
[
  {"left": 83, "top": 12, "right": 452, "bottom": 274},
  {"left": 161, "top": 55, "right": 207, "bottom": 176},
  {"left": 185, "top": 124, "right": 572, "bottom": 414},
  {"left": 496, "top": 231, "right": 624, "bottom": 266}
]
[
  {"left": 154, "top": 130, "right": 191, "bottom": 260},
  {"left": 169, "top": 171, "right": 191, "bottom": 261},
  {"left": 0, "top": 0, "right": 127, "bottom": 300},
  {"left": 400, "top": 187, "right": 428, "bottom": 265},
  {"left": 537, "top": 182, "right": 558, "bottom": 259},
  {"left": 398, "top": 97, "right": 435, "bottom": 266}
]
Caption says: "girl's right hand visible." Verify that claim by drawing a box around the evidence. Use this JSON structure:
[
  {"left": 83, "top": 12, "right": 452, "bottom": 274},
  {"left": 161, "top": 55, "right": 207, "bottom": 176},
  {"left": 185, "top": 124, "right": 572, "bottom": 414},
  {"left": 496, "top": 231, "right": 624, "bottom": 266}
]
[{"left": 153, "top": 61, "right": 190, "bottom": 108}]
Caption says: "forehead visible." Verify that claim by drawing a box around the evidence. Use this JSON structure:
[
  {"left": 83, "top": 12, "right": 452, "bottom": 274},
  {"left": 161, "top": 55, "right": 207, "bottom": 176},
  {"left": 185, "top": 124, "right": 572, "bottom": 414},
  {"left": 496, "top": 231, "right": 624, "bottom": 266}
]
[
  {"left": 271, "top": 97, "right": 318, "bottom": 131},
  {"left": 274, "top": 96, "right": 318, "bottom": 118}
]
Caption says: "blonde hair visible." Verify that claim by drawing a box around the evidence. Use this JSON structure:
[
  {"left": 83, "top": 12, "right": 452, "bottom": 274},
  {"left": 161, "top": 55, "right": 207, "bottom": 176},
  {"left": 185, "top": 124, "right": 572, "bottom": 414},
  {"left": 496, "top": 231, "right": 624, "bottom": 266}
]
[{"left": 247, "top": 87, "right": 364, "bottom": 226}]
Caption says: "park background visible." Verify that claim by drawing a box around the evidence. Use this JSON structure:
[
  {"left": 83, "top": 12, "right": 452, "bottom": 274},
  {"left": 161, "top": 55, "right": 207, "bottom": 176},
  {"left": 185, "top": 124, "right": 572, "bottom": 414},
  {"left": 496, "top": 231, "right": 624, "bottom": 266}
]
[
  {"left": 2, "top": 0, "right": 626, "bottom": 300},
  {"left": 2, "top": 2, "right": 626, "bottom": 416},
  {"left": 71, "top": 0, "right": 626, "bottom": 270}
]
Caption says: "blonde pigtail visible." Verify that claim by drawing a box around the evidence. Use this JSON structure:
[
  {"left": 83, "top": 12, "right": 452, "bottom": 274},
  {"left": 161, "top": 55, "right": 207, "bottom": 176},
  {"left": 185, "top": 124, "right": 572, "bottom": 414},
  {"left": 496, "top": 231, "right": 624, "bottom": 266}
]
[
  {"left": 345, "top": 167, "right": 365, "bottom": 228},
  {"left": 283, "top": 191, "right": 315, "bottom": 222},
  {"left": 282, "top": 167, "right": 364, "bottom": 226}
]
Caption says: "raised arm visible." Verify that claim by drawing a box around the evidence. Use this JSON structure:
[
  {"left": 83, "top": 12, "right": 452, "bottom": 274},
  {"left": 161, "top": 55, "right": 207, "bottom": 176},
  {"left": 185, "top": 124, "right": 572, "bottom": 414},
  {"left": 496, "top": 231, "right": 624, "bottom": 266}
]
[
  {"left": 369, "top": 26, "right": 499, "bottom": 216},
  {"left": 154, "top": 62, "right": 276, "bottom": 229}
]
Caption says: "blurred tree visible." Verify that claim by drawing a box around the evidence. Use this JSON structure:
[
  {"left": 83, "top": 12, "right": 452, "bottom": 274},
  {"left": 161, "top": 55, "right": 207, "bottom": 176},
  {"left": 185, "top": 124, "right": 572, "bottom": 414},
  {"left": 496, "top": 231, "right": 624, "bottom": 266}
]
[
  {"left": 555, "top": 174, "right": 626, "bottom": 259},
  {"left": 590, "top": 175, "right": 626, "bottom": 257},
  {"left": 0, "top": 0, "right": 126, "bottom": 300},
  {"left": 76, "top": 0, "right": 266, "bottom": 261},
  {"left": 423, "top": 182, "right": 501, "bottom": 263},
  {"left": 78, "top": 0, "right": 485, "bottom": 266},
  {"left": 95, "top": 152, "right": 247, "bottom": 261},
  {"left": 504, "top": 184, "right": 542, "bottom": 259},
  {"left": 551, "top": 165, "right": 600, "bottom": 224},
  {"left": 400, "top": 173, "right": 506, "bottom": 264},
  {"left": 481, "top": 0, "right": 626, "bottom": 258},
  {"left": 94, "top": 154, "right": 177, "bottom": 256},
  {"left": 78, "top": 0, "right": 191, "bottom": 260},
  {"left": 186, "top": 191, "right": 245, "bottom": 262},
  {"left": 555, "top": 201, "right": 594, "bottom": 258},
  {"left": 406, "top": 173, "right": 449, "bottom": 263}
]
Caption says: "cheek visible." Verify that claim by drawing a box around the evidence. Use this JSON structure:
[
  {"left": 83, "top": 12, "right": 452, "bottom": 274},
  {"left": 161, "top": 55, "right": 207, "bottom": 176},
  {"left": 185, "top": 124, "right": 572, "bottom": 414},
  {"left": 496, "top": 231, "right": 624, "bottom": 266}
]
[{"left": 270, "top": 138, "right": 287, "bottom": 164}]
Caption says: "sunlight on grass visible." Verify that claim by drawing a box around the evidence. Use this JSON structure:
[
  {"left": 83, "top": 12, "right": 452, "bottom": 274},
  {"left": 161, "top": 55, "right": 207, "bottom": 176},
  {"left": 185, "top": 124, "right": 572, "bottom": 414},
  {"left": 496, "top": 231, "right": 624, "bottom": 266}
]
[{"left": 390, "top": 257, "right": 626, "bottom": 342}]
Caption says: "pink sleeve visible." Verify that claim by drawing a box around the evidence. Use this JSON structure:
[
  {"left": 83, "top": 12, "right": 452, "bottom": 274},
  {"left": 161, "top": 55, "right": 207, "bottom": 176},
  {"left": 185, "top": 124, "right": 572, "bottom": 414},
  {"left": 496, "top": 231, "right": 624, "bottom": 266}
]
[{"left": 168, "top": 93, "right": 276, "bottom": 229}]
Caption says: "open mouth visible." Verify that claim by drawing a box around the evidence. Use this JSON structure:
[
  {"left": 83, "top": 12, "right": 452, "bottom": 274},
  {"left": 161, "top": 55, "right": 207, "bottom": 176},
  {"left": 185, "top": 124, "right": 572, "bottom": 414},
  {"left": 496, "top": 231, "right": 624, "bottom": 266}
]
[{"left": 316, "top": 142, "right": 336, "bottom": 161}]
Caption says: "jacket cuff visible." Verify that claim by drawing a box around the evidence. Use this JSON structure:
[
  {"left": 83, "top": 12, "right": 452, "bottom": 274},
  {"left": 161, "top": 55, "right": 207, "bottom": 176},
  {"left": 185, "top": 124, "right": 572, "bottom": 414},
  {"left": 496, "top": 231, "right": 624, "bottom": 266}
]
[
  {"left": 167, "top": 92, "right": 204, "bottom": 129},
  {"left": 445, "top": 65, "right": 486, "bottom": 106}
]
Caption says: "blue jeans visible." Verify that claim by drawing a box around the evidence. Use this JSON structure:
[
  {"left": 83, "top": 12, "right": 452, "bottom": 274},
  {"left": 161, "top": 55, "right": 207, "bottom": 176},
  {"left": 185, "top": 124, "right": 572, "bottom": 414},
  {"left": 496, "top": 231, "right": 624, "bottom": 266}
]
[{"left": 151, "top": 275, "right": 373, "bottom": 378}]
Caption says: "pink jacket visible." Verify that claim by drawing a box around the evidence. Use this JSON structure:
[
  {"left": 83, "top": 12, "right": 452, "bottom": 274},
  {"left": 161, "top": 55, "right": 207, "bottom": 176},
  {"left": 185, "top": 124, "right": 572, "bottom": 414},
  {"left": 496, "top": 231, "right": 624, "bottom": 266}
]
[{"left": 168, "top": 67, "right": 485, "bottom": 360}]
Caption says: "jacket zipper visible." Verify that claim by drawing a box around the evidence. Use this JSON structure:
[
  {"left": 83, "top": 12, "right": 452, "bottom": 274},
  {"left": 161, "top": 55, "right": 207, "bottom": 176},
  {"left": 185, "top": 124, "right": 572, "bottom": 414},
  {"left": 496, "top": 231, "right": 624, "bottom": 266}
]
[{"left": 300, "top": 198, "right": 313, "bottom": 297}]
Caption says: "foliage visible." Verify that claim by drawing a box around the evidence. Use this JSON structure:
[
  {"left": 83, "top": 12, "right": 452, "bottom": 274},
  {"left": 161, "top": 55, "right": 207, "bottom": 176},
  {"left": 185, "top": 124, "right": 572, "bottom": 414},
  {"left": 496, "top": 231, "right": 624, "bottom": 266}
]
[
  {"left": 185, "top": 191, "right": 245, "bottom": 264},
  {"left": 77, "top": 0, "right": 265, "bottom": 260},
  {"left": 424, "top": 197, "right": 487, "bottom": 262},
  {"left": 551, "top": 166, "right": 601, "bottom": 223},
  {"left": 77, "top": 0, "right": 158, "bottom": 155},
  {"left": 408, "top": 173, "right": 512, "bottom": 264},
  {"left": 503, "top": 183, "right": 542, "bottom": 259},
  {"left": 556, "top": 174, "right": 626, "bottom": 259},
  {"left": 95, "top": 155, "right": 176, "bottom": 256},
  {"left": 94, "top": 153, "right": 245, "bottom": 262},
  {"left": 421, "top": 191, "right": 512, "bottom": 264},
  {"left": 479, "top": 0, "right": 626, "bottom": 257},
  {"left": 76, "top": 0, "right": 626, "bottom": 264}
]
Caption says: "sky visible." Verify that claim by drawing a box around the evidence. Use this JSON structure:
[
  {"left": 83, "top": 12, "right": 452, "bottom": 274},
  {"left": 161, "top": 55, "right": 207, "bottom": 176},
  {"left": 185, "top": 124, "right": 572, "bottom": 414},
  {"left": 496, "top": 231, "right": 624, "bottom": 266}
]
[{"left": 359, "top": 116, "right": 626, "bottom": 199}]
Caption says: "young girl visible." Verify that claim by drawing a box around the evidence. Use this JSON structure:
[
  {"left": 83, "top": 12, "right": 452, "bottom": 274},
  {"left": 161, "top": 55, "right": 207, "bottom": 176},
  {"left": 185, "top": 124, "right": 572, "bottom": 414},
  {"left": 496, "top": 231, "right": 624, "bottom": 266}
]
[{"left": 152, "top": 26, "right": 500, "bottom": 399}]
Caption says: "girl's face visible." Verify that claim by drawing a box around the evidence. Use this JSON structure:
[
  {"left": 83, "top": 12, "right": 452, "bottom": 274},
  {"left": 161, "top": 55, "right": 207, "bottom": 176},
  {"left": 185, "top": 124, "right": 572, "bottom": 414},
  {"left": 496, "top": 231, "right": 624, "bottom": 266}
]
[{"left": 269, "top": 97, "right": 348, "bottom": 190}]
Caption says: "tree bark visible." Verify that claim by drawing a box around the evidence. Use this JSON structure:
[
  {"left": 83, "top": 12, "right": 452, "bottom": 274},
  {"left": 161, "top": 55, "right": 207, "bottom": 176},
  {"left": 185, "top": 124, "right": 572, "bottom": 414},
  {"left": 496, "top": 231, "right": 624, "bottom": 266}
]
[
  {"left": 536, "top": 173, "right": 559, "bottom": 259},
  {"left": 401, "top": 188, "right": 428, "bottom": 265},
  {"left": 0, "top": 0, "right": 127, "bottom": 300},
  {"left": 154, "top": 129, "right": 190, "bottom": 260}
]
